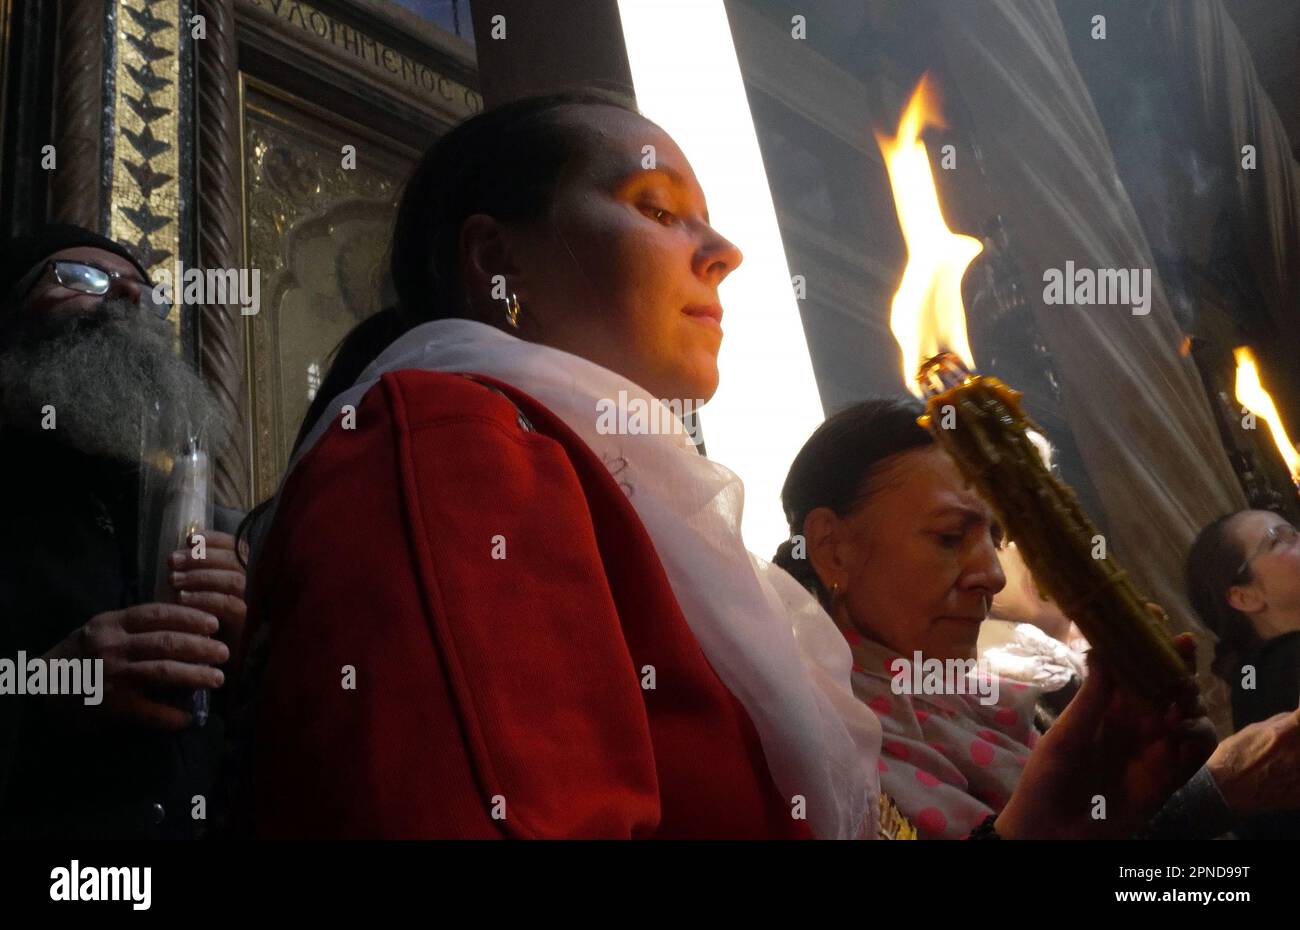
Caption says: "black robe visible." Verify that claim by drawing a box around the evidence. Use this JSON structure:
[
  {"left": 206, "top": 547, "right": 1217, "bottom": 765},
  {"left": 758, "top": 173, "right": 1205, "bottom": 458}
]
[{"left": 0, "top": 426, "right": 229, "bottom": 839}]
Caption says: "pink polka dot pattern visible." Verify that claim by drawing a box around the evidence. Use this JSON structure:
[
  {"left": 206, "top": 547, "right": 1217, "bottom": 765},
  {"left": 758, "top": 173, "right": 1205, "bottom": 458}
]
[
  {"left": 916, "top": 807, "right": 948, "bottom": 835},
  {"left": 845, "top": 634, "right": 1038, "bottom": 842},
  {"left": 883, "top": 740, "right": 911, "bottom": 761}
]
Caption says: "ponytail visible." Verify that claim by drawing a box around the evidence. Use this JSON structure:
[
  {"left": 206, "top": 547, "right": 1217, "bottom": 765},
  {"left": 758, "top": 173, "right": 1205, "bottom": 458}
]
[
  {"left": 772, "top": 537, "right": 829, "bottom": 608},
  {"left": 1186, "top": 512, "right": 1262, "bottom": 682}
]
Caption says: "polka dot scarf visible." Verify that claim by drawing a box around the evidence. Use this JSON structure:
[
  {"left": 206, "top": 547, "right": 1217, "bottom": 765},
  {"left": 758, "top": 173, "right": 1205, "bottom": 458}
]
[{"left": 844, "top": 629, "right": 1040, "bottom": 839}]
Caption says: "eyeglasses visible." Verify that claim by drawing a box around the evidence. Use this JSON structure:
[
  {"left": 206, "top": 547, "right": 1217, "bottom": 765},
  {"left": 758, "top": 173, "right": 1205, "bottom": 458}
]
[
  {"left": 16, "top": 259, "right": 170, "bottom": 319},
  {"left": 1235, "top": 523, "right": 1299, "bottom": 581}
]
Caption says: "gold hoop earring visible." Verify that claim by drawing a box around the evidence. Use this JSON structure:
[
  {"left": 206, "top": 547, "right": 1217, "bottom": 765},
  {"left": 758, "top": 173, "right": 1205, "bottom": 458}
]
[{"left": 503, "top": 292, "right": 521, "bottom": 329}]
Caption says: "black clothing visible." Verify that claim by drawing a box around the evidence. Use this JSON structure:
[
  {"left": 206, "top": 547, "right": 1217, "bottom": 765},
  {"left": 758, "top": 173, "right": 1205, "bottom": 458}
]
[
  {"left": 0, "top": 427, "right": 227, "bottom": 839},
  {"left": 1231, "top": 631, "right": 1300, "bottom": 839},
  {"left": 1233, "top": 631, "right": 1300, "bottom": 730}
]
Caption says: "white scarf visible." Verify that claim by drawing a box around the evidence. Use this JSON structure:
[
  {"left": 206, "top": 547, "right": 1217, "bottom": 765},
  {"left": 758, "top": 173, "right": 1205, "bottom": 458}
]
[{"left": 281, "top": 318, "right": 881, "bottom": 839}]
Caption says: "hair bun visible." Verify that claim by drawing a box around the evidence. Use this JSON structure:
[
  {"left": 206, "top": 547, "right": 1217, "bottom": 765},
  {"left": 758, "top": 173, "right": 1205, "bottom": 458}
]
[{"left": 772, "top": 537, "right": 822, "bottom": 595}]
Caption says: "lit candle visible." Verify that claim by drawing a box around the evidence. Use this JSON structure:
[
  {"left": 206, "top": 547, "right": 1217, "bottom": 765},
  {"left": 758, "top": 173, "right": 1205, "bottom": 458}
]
[
  {"left": 879, "top": 76, "right": 1193, "bottom": 706},
  {"left": 1233, "top": 345, "right": 1300, "bottom": 489}
]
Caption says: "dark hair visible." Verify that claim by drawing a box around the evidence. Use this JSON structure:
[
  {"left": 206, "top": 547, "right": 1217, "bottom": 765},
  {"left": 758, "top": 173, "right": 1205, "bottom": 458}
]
[
  {"left": 301, "top": 88, "right": 640, "bottom": 458},
  {"left": 237, "top": 89, "right": 641, "bottom": 566},
  {"left": 772, "top": 396, "right": 932, "bottom": 606},
  {"left": 1186, "top": 511, "right": 1261, "bottom": 681}
]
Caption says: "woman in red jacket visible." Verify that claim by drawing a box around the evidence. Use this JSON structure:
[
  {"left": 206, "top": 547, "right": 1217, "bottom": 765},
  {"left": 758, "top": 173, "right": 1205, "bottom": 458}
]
[{"left": 244, "top": 91, "right": 881, "bottom": 839}]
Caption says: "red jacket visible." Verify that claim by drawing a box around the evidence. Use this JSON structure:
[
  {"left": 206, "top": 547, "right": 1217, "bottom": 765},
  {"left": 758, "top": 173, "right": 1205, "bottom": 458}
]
[{"left": 250, "top": 370, "right": 812, "bottom": 839}]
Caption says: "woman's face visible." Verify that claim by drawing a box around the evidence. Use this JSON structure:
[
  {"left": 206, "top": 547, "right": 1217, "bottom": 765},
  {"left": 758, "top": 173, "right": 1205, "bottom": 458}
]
[
  {"left": 810, "top": 446, "right": 1006, "bottom": 661},
  {"left": 496, "top": 106, "right": 743, "bottom": 403},
  {"left": 1227, "top": 510, "right": 1300, "bottom": 635}
]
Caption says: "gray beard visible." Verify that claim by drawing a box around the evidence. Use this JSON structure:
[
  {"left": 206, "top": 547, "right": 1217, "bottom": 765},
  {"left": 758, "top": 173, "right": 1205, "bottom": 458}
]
[{"left": 0, "top": 298, "right": 227, "bottom": 464}]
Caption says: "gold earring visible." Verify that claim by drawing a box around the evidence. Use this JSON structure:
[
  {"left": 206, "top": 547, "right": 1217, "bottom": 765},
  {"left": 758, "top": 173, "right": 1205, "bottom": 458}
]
[
  {"left": 504, "top": 292, "right": 521, "bottom": 329},
  {"left": 830, "top": 581, "right": 841, "bottom": 596}
]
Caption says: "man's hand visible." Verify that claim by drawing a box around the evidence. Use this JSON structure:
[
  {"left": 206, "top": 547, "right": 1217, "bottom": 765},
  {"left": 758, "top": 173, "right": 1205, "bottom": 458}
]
[
  {"left": 42, "top": 603, "right": 228, "bottom": 730},
  {"left": 994, "top": 633, "right": 1217, "bottom": 839},
  {"left": 168, "top": 530, "right": 247, "bottom": 655},
  {"left": 1207, "top": 709, "right": 1300, "bottom": 816}
]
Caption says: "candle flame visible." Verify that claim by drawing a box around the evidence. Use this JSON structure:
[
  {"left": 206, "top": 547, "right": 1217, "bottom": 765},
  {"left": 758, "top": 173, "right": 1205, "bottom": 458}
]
[
  {"left": 877, "top": 74, "right": 983, "bottom": 396},
  {"left": 1234, "top": 345, "right": 1300, "bottom": 484}
]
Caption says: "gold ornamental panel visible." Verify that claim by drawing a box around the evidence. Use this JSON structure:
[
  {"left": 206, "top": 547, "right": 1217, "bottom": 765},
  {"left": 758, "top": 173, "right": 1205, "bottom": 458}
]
[
  {"left": 108, "top": 0, "right": 185, "bottom": 340},
  {"left": 239, "top": 75, "right": 417, "bottom": 501}
]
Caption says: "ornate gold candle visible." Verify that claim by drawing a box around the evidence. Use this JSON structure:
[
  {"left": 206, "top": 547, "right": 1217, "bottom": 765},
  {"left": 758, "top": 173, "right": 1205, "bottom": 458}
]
[
  {"left": 916, "top": 354, "right": 1191, "bottom": 704},
  {"left": 878, "top": 76, "right": 1194, "bottom": 707}
]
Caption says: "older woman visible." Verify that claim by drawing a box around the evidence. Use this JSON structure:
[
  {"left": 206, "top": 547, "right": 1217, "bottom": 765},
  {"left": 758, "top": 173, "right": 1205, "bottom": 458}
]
[
  {"left": 771, "top": 397, "right": 1300, "bottom": 839},
  {"left": 774, "top": 399, "right": 1031, "bottom": 837}
]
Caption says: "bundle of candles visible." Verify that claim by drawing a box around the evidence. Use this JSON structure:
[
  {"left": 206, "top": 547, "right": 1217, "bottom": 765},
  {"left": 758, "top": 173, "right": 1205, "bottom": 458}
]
[
  {"left": 877, "top": 74, "right": 1196, "bottom": 708},
  {"left": 916, "top": 353, "right": 1193, "bottom": 706}
]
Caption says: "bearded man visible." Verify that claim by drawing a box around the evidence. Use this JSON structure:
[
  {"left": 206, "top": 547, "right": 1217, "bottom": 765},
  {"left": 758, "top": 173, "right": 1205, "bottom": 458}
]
[{"left": 0, "top": 225, "right": 244, "bottom": 839}]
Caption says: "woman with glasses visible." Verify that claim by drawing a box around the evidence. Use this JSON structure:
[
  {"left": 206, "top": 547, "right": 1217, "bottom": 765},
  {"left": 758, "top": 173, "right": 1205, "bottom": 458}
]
[
  {"left": 1187, "top": 512, "right": 1300, "bottom": 729},
  {"left": 1186, "top": 511, "right": 1300, "bottom": 838}
]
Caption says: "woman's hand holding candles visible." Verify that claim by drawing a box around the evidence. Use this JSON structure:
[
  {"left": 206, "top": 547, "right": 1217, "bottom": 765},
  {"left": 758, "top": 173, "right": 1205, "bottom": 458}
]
[{"left": 993, "top": 633, "right": 1216, "bottom": 839}]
